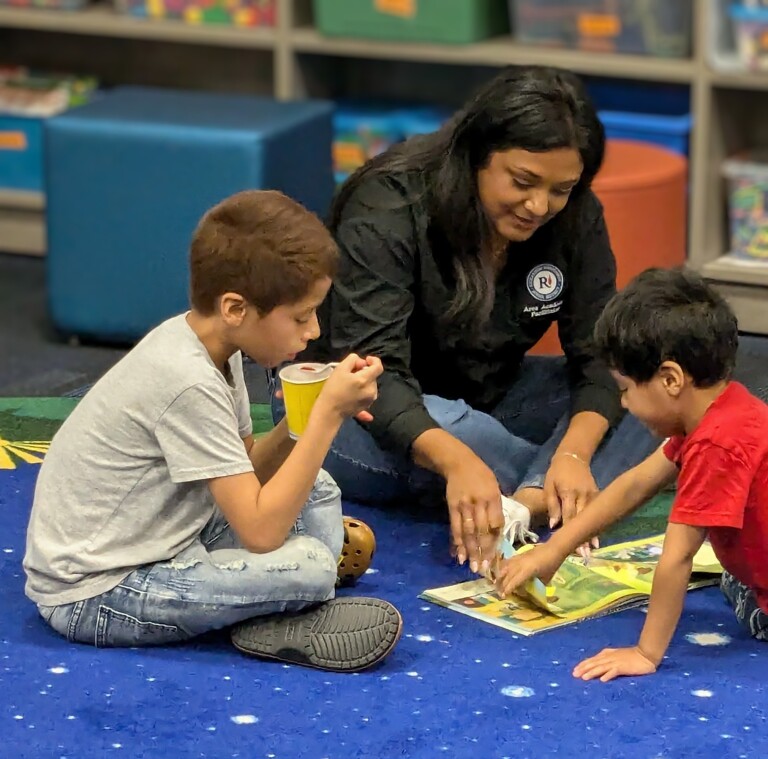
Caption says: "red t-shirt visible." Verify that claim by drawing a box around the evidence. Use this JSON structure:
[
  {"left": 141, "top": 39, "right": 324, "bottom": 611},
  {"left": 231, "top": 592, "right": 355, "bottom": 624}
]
[{"left": 664, "top": 382, "right": 768, "bottom": 612}]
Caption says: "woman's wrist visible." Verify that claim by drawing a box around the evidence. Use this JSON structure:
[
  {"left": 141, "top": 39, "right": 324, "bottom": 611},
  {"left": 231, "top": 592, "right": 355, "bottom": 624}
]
[
  {"left": 555, "top": 412, "right": 609, "bottom": 465},
  {"left": 412, "top": 428, "right": 473, "bottom": 478},
  {"left": 554, "top": 450, "right": 591, "bottom": 466}
]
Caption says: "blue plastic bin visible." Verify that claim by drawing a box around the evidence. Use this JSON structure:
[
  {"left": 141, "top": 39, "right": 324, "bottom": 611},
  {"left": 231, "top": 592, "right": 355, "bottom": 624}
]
[
  {"left": 332, "top": 100, "right": 451, "bottom": 183},
  {"left": 588, "top": 79, "right": 693, "bottom": 155},
  {"left": 0, "top": 115, "right": 44, "bottom": 191},
  {"left": 332, "top": 103, "right": 403, "bottom": 183},
  {"left": 598, "top": 111, "right": 692, "bottom": 156},
  {"left": 397, "top": 106, "right": 452, "bottom": 138}
]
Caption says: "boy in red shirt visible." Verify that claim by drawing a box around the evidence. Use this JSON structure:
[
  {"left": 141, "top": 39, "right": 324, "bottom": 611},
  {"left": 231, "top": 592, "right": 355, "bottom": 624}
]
[{"left": 495, "top": 268, "right": 768, "bottom": 681}]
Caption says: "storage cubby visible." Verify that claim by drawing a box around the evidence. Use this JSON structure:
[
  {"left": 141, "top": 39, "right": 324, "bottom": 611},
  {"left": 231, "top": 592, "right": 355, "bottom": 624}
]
[{"left": 1, "top": 0, "right": 767, "bottom": 332}]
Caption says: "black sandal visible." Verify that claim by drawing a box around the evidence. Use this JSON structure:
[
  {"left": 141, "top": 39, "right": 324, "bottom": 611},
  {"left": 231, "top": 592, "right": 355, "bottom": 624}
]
[{"left": 231, "top": 597, "right": 402, "bottom": 672}]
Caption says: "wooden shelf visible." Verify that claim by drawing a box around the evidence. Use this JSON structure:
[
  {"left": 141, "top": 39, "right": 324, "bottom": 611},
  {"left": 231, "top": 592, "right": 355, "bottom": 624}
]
[
  {"left": 708, "top": 69, "right": 768, "bottom": 91},
  {"left": 0, "top": 189, "right": 45, "bottom": 211},
  {"left": 0, "top": 6, "right": 695, "bottom": 81},
  {"left": 1, "top": 0, "right": 767, "bottom": 333},
  {"left": 0, "top": 191, "right": 45, "bottom": 256},
  {"left": 0, "top": 4, "right": 276, "bottom": 48},
  {"left": 701, "top": 255, "right": 768, "bottom": 288},
  {"left": 705, "top": 281, "right": 768, "bottom": 337},
  {"left": 290, "top": 28, "right": 695, "bottom": 83}
]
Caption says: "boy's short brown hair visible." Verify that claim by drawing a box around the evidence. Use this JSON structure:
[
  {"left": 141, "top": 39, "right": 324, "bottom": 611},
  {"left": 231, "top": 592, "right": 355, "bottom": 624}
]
[{"left": 189, "top": 190, "right": 338, "bottom": 315}]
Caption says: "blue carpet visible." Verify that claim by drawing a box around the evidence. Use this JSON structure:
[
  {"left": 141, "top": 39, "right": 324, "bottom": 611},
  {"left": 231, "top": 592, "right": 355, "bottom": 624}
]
[{"left": 1, "top": 399, "right": 767, "bottom": 758}]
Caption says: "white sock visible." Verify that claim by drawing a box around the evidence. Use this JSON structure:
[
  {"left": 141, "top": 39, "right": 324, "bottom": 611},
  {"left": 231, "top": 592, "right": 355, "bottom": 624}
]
[{"left": 501, "top": 495, "right": 538, "bottom": 545}]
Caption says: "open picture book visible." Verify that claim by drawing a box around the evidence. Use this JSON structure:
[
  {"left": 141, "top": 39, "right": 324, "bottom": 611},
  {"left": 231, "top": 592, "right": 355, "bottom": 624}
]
[{"left": 419, "top": 534, "right": 723, "bottom": 636}]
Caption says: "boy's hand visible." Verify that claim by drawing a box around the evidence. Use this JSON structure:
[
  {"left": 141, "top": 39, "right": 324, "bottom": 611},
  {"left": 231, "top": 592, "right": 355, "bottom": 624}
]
[
  {"left": 494, "top": 543, "right": 563, "bottom": 598},
  {"left": 315, "top": 354, "right": 383, "bottom": 423},
  {"left": 572, "top": 646, "right": 657, "bottom": 682}
]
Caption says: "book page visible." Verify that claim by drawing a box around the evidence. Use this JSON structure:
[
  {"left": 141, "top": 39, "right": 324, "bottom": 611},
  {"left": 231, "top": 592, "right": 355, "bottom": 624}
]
[
  {"left": 573, "top": 535, "right": 723, "bottom": 595},
  {"left": 536, "top": 558, "right": 645, "bottom": 619},
  {"left": 487, "top": 538, "right": 645, "bottom": 619},
  {"left": 420, "top": 577, "right": 645, "bottom": 636},
  {"left": 499, "top": 540, "right": 644, "bottom": 618},
  {"left": 420, "top": 536, "right": 722, "bottom": 635}
]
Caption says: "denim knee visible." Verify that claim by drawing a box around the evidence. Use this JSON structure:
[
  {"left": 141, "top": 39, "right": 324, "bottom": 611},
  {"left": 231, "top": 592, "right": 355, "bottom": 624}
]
[
  {"left": 316, "top": 469, "right": 344, "bottom": 558},
  {"left": 280, "top": 535, "right": 338, "bottom": 601},
  {"left": 296, "top": 470, "right": 344, "bottom": 559},
  {"left": 423, "top": 395, "right": 471, "bottom": 430},
  {"left": 422, "top": 394, "right": 536, "bottom": 494}
]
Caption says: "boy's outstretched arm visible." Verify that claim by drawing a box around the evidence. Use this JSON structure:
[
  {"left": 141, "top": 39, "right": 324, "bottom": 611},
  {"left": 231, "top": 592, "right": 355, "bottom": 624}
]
[
  {"left": 573, "top": 521, "right": 707, "bottom": 682},
  {"left": 496, "top": 446, "right": 677, "bottom": 597}
]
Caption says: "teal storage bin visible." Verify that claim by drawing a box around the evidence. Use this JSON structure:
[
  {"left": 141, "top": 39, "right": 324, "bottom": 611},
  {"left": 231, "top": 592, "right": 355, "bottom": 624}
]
[
  {"left": 0, "top": 115, "right": 44, "bottom": 191},
  {"left": 0, "top": 70, "right": 96, "bottom": 191},
  {"left": 46, "top": 86, "right": 335, "bottom": 341}
]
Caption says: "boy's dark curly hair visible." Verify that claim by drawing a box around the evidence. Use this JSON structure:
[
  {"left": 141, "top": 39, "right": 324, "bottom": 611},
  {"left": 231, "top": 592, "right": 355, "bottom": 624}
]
[{"left": 593, "top": 268, "right": 738, "bottom": 387}]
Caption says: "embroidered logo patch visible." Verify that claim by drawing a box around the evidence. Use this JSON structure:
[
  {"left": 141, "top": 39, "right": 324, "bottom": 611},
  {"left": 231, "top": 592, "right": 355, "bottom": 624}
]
[{"left": 526, "top": 264, "right": 564, "bottom": 302}]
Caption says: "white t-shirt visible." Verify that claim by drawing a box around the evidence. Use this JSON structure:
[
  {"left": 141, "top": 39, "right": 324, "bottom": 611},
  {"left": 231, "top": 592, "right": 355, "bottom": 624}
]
[{"left": 24, "top": 314, "right": 254, "bottom": 606}]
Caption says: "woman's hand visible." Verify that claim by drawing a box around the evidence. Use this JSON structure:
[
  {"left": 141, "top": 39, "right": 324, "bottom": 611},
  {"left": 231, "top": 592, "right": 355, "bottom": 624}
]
[
  {"left": 543, "top": 452, "right": 599, "bottom": 528},
  {"left": 572, "top": 646, "right": 658, "bottom": 682},
  {"left": 445, "top": 455, "right": 504, "bottom": 574}
]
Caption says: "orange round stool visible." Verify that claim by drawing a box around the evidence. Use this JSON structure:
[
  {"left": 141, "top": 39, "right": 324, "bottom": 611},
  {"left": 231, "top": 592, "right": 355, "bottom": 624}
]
[{"left": 529, "top": 139, "right": 688, "bottom": 355}]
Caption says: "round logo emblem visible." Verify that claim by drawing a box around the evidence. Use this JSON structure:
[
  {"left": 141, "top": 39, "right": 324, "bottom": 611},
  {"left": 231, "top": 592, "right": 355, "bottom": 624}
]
[{"left": 526, "top": 264, "right": 564, "bottom": 302}]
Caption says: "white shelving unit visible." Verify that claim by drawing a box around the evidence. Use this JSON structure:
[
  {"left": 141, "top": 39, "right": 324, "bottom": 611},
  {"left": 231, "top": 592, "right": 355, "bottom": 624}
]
[
  {"left": 0, "top": 189, "right": 45, "bottom": 257},
  {"left": 1, "top": 0, "right": 767, "bottom": 330}
]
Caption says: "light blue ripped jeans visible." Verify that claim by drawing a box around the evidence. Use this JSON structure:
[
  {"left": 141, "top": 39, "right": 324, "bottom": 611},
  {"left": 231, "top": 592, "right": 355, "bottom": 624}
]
[{"left": 37, "top": 471, "right": 343, "bottom": 648}]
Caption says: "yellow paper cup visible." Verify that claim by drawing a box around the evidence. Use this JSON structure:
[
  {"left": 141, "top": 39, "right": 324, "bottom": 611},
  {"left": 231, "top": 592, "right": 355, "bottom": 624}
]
[{"left": 279, "top": 362, "right": 335, "bottom": 440}]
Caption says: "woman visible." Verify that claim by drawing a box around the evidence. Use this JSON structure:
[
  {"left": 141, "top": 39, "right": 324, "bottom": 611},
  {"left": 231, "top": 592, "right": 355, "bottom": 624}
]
[{"left": 280, "top": 65, "right": 659, "bottom": 573}]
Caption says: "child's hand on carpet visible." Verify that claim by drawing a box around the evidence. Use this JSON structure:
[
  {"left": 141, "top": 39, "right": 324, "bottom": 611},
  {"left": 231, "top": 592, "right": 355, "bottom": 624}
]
[
  {"left": 572, "top": 646, "right": 657, "bottom": 682},
  {"left": 494, "top": 544, "right": 561, "bottom": 598}
]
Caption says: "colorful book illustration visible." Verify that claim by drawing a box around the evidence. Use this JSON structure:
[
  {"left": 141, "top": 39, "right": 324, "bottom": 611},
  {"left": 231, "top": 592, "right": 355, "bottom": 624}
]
[{"left": 419, "top": 534, "right": 723, "bottom": 636}]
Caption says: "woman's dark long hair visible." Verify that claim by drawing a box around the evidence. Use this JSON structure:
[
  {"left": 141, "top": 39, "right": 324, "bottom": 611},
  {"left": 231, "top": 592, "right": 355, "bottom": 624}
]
[{"left": 329, "top": 65, "right": 606, "bottom": 327}]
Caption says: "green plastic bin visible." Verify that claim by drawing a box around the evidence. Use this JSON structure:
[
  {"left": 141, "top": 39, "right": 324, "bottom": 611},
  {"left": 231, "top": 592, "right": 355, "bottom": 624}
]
[{"left": 312, "top": 0, "right": 510, "bottom": 44}]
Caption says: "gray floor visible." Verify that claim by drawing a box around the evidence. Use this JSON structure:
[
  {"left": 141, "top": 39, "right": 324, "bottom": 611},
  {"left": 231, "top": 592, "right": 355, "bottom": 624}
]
[
  {"left": 1, "top": 251, "right": 767, "bottom": 400},
  {"left": 0, "top": 253, "right": 126, "bottom": 396},
  {"left": 0, "top": 252, "right": 271, "bottom": 400}
]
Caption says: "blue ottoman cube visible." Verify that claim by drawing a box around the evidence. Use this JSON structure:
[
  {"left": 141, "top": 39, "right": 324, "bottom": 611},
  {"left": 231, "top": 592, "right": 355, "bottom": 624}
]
[{"left": 46, "top": 86, "right": 334, "bottom": 341}]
